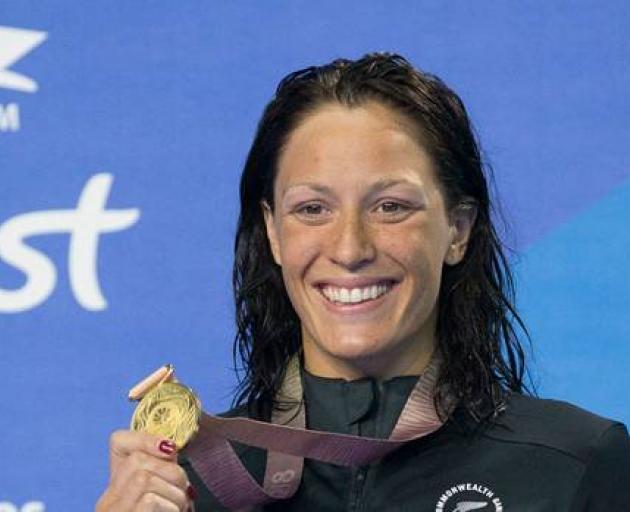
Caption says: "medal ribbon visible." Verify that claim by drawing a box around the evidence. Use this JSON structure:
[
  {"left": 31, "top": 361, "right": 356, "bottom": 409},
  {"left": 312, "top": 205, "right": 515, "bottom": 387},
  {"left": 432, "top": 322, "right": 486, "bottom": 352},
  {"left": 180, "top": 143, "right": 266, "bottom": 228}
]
[{"left": 182, "top": 355, "right": 446, "bottom": 510}]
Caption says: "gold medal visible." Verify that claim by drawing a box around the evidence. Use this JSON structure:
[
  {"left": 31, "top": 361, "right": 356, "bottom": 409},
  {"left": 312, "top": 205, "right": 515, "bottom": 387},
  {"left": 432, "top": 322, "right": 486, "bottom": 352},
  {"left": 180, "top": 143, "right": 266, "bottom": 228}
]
[{"left": 129, "top": 367, "right": 201, "bottom": 449}]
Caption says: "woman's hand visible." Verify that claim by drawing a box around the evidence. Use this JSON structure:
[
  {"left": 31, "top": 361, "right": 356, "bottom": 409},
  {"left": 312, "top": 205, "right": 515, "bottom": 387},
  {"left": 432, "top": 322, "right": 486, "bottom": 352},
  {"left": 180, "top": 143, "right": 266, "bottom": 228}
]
[{"left": 96, "top": 430, "right": 196, "bottom": 511}]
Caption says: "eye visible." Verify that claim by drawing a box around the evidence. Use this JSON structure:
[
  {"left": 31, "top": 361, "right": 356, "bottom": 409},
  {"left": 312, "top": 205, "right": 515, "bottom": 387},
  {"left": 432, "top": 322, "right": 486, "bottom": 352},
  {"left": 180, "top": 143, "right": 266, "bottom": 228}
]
[
  {"left": 375, "top": 201, "right": 411, "bottom": 214},
  {"left": 298, "top": 203, "right": 325, "bottom": 215},
  {"left": 292, "top": 202, "right": 332, "bottom": 223},
  {"left": 372, "top": 200, "right": 420, "bottom": 222}
]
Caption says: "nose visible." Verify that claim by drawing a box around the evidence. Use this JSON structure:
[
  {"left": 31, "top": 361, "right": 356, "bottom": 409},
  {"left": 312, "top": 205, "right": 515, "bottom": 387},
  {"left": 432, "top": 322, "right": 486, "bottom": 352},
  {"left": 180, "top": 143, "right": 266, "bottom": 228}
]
[{"left": 327, "top": 210, "right": 376, "bottom": 270}]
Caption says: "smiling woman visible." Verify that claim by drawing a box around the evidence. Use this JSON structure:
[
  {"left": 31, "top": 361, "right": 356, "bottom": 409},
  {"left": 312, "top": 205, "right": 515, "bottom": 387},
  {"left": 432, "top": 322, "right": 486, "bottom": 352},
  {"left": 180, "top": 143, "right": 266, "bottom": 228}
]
[
  {"left": 97, "top": 53, "right": 630, "bottom": 512},
  {"left": 262, "top": 102, "right": 475, "bottom": 381},
  {"left": 233, "top": 55, "right": 520, "bottom": 426}
]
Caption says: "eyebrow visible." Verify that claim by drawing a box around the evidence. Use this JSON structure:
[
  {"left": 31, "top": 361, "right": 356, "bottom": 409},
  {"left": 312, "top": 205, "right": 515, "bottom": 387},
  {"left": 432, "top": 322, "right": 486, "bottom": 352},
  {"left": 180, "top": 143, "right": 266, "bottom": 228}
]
[{"left": 282, "top": 178, "right": 425, "bottom": 198}]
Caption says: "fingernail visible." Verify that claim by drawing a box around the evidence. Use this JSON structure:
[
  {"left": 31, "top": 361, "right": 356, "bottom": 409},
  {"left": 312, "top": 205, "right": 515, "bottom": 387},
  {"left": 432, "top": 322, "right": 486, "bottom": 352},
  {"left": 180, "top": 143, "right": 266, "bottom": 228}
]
[
  {"left": 158, "top": 440, "right": 176, "bottom": 454},
  {"left": 187, "top": 484, "right": 198, "bottom": 500}
]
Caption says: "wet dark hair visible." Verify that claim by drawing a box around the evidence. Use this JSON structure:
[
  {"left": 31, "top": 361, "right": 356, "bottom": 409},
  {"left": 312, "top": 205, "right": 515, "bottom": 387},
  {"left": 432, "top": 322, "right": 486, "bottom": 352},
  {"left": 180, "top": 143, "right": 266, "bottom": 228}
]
[{"left": 232, "top": 53, "right": 530, "bottom": 421}]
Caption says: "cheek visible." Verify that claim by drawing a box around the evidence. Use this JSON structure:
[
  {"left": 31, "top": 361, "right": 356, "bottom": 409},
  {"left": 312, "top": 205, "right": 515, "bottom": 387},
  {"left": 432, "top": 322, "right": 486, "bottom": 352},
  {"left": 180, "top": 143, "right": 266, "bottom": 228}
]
[
  {"left": 383, "top": 227, "right": 448, "bottom": 292},
  {"left": 277, "top": 224, "right": 321, "bottom": 288}
]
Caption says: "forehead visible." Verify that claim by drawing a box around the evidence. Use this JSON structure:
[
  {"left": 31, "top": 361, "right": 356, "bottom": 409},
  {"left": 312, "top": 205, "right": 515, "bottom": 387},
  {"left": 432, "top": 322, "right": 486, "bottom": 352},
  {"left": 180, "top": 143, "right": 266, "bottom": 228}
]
[{"left": 276, "top": 102, "right": 437, "bottom": 191}]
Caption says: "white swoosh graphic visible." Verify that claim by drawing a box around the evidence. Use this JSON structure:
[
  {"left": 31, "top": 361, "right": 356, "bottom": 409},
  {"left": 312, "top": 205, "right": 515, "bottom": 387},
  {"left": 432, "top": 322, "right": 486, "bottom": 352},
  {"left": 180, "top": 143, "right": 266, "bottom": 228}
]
[{"left": 0, "top": 26, "right": 47, "bottom": 92}]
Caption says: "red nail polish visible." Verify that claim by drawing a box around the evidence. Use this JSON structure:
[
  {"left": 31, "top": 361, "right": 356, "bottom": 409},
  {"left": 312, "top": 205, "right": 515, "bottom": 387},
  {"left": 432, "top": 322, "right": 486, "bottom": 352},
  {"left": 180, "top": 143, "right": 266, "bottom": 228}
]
[
  {"left": 187, "top": 484, "right": 198, "bottom": 500},
  {"left": 158, "top": 440, "right": 176, "bottom": 454}
]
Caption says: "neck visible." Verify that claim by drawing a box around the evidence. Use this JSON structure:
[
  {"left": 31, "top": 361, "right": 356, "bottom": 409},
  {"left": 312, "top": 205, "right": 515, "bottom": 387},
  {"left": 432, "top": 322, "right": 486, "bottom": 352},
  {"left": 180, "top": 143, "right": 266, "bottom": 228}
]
[{"left": 303, "top": 336, "right": 437, "bottom": 381}]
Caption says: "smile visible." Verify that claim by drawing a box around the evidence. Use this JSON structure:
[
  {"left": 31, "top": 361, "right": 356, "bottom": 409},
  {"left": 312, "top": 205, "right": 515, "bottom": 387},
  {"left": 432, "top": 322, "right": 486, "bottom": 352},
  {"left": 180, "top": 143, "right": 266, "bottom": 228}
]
[{"left": 319, "top": 282, "right": 394, "bottom": 305}]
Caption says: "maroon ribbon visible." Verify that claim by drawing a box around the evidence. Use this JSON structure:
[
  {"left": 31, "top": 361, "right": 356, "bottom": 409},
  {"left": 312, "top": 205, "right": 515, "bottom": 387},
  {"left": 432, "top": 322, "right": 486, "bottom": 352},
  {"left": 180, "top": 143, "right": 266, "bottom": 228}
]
[{"left": 183, "top": 355, "right": 446, "bottom": 510}]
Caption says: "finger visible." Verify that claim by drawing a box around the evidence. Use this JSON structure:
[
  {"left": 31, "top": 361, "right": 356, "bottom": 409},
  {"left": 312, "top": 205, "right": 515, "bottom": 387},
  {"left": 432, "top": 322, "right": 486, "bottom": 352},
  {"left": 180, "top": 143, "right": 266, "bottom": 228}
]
[
  {"left": 110, "top": 430, "right": 178, "bottom": 462},
  {"left": 112, "top": 451, "right": 189, "bottom": 492},
  {"left": 114, "top": 470, "right": 189, "bottom": 511},
  {"left": 137, "top": 493, "right": 181, "bottom": 512}
]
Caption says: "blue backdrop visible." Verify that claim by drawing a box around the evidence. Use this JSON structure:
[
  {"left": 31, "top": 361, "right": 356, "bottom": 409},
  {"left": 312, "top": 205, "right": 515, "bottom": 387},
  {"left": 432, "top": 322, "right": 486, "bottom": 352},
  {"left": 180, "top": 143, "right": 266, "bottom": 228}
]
[{"left": 1, "top": 2, "right": 628, "bottom": 510}]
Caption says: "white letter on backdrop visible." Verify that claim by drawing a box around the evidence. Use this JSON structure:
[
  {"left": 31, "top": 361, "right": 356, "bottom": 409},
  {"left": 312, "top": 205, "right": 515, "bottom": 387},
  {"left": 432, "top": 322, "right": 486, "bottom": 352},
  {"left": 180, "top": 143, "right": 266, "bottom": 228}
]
[{"left": 0, "top": 173, "right": 140, "bottom": 313}]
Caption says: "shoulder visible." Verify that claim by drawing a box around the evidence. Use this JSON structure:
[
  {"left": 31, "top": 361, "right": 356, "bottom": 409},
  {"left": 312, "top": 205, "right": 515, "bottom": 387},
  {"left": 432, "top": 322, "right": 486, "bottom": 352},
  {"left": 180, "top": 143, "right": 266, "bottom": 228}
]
[{"left": 484, "top": 393, "right": 629, "bottom": 464}]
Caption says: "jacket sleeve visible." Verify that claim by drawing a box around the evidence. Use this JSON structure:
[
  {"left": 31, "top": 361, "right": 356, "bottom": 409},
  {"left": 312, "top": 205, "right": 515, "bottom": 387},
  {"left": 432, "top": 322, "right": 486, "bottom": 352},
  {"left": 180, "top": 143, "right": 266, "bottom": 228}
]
[{"left": 569, "top": 423, "right": 630, "bottom": 510}]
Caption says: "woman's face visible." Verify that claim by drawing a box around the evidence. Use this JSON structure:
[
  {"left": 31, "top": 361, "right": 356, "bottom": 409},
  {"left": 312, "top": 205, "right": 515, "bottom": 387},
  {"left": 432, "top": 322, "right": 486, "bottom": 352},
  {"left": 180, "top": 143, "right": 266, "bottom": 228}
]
[{"left": 263, "top": 102, "right": 475, "bottom": 379}]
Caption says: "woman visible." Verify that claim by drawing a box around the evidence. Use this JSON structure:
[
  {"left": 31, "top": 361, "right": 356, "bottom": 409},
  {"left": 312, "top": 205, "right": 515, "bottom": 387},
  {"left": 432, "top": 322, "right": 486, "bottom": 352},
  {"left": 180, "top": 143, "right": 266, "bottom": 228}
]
[{"left": 97, "top": 53, "right": 630, "bottom": 511}]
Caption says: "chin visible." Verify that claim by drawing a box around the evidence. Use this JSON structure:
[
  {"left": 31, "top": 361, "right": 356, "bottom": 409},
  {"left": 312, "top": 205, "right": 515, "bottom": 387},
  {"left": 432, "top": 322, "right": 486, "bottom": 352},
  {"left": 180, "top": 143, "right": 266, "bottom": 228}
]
[{"left": 320, "top": 332, "right": 394, "bottom": 363}]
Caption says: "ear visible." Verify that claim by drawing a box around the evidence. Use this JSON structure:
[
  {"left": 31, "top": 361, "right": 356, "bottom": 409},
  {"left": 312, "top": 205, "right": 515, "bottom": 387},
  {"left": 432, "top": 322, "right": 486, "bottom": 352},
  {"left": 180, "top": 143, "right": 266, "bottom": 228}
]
[
  {"left": 444, "top": 202, "right": 477, "bottom": 266},
  {"left": 261, "top": 200, "right": 282, "bottom": 267}
]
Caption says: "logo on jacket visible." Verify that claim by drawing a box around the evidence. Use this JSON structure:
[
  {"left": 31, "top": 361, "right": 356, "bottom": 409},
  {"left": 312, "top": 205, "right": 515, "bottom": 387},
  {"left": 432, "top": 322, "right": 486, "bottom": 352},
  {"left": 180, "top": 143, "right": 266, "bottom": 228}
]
[{"left": 435, "top": 482, "right": 503, "bottom": 512}]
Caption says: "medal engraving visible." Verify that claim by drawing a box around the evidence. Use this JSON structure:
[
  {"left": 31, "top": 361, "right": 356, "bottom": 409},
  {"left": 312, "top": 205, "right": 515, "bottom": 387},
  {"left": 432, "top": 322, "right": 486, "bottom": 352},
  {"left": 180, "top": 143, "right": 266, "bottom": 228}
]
[{"left": 131, "top": 381, "right": 201, "bottom": 449}]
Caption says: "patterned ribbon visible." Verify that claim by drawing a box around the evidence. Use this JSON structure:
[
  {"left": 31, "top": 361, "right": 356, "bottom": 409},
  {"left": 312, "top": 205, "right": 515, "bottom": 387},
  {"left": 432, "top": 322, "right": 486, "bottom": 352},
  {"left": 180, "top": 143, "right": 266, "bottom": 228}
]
[{"left": 183, "top": 355, "right": 446, "bottom": 510}]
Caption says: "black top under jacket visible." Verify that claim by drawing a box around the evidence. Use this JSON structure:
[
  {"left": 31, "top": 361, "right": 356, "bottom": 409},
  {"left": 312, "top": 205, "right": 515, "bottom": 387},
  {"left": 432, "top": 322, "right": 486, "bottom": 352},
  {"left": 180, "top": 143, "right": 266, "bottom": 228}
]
[{"left": 181, "top": 370, "right": 630, "bottom": 511}]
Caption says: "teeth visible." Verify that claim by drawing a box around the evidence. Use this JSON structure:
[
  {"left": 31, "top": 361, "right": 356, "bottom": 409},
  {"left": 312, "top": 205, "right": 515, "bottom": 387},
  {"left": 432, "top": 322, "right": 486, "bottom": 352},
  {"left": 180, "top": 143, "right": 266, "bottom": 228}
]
[{"left": 321, "top": 283, "right": 392, "bottom": 304}]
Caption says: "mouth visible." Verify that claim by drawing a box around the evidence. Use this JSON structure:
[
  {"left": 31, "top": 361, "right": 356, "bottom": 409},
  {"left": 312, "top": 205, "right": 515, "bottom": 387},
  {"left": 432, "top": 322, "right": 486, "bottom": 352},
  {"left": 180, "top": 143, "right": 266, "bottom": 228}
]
[{"left": 316, "top": 280, "right": 398, "bottom": 307}]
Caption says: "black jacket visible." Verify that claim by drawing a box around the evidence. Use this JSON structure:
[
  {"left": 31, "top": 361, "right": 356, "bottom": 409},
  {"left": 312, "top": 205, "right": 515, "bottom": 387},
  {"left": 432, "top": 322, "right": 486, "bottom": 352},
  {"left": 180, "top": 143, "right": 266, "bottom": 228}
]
[{"left": 182, "top": 371, "right": 630, "bottom": 511}]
